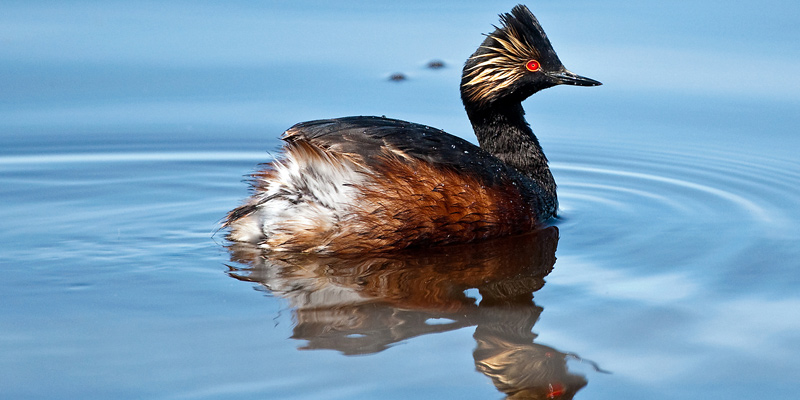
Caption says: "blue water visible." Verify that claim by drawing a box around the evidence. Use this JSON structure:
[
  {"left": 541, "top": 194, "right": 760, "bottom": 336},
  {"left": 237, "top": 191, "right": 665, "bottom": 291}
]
[{"left": 2, "top": 1, "right": 799, "bottom": 399}]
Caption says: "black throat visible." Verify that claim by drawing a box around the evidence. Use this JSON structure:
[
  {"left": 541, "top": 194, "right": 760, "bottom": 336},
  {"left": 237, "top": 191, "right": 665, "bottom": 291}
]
[{"left": 464, "top": 100, "right": 556, "bottom": 199}]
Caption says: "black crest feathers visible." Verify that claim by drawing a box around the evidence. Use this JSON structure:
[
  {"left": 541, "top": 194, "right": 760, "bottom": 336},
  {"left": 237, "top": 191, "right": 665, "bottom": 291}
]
[{"left": 461, "top": 5, "right": 562, "bottom": 105}]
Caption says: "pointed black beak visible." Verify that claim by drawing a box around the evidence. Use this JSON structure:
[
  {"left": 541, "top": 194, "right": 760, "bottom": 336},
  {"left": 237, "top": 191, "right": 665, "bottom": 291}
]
[{"left": 549, "top": 69, "right": 602, "bottom": 87}]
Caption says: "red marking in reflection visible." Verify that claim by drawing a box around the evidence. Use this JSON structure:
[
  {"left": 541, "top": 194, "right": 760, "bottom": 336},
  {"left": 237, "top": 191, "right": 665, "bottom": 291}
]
[
  {"left": 526, "top": 60, "right": 541, "bottom": 71},
  {"left": 548, "top": 382, "right": 565, "bottom": 398}
]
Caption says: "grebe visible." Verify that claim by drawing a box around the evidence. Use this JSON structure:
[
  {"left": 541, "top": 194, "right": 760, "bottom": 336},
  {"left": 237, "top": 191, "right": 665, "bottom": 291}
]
[{"left": 225, "top": 5, "right": 600, "bottom": 253}]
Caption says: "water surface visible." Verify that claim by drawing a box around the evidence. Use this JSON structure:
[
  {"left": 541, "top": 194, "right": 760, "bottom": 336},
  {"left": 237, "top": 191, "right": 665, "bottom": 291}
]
[{"left": 2, "top": 1, "right": 799, "bottom": 399}]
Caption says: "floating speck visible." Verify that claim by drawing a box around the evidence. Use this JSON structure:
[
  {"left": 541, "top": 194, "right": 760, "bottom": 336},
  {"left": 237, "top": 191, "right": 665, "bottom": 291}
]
[
  {"left": 389, "top": 73, "right": 407, "bottom": 81},
  {"left": 427, "top": 60, "right": 445, "bottom": 69}
]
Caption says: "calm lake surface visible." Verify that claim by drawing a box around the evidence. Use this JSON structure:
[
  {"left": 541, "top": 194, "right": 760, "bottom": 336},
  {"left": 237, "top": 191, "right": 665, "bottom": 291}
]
[{"left": 2, "top": 1, "right": 799, "bottom": 398}]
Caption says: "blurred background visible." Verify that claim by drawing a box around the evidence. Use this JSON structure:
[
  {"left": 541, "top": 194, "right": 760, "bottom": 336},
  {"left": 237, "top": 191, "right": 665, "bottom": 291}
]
[{"left": 1, "top": 1, "right": 799, "bottom": 399}]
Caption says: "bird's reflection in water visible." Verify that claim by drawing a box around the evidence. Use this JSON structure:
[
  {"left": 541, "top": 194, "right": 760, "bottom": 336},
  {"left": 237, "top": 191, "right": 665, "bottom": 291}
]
[{"left": 227, "top": 226, "right": 595, "bottom": 399}]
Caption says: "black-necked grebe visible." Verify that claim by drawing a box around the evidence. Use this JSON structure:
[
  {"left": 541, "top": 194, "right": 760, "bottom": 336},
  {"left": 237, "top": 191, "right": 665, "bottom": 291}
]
[{"left": 226, "top": 5, "right": 600, "bottom": 253}]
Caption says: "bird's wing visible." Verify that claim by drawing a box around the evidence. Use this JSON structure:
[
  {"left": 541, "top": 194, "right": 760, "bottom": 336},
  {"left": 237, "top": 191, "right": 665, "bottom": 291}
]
[{"left": 282, "top": 116, "right": 524, "bottom": 188}]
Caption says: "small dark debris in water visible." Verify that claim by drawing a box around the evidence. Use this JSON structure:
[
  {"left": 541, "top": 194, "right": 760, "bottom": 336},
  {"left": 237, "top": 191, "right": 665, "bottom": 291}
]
[
  {"left": 427, "top": 60, "right": 445, "bottom": 69},
  {"left": 389, "top": 73, "right": 407, "bottom": 81}
]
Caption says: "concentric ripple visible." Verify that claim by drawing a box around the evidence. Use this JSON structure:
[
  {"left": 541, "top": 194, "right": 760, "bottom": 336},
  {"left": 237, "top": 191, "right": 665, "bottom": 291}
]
[
  {"left": 0, "top": 151, "right": 269, "bottom": 165},
  {"left": 3, "top": 145, "right": 798, "bottom": 278},
  {"left": 547, "top": 141, "right": 800, "bottom": 273}
]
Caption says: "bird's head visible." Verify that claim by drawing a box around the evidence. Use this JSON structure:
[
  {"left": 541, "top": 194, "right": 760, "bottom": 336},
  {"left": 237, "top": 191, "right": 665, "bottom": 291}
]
[{"left": 461, "top": 5, "right": 601, "bottom": 109}]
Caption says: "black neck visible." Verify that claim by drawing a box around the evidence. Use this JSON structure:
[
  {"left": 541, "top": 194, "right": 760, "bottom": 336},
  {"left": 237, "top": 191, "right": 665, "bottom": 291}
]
[{"left": 465, "top": 101, "right": 556, "bottom": 197}]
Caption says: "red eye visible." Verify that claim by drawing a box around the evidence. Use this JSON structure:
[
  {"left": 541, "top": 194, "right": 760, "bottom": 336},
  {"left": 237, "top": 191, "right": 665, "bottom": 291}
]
[{"left": 525, "top": 60, "right": 541, "bottom": 71}]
